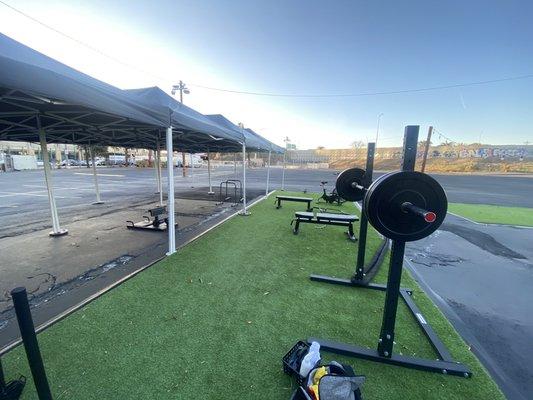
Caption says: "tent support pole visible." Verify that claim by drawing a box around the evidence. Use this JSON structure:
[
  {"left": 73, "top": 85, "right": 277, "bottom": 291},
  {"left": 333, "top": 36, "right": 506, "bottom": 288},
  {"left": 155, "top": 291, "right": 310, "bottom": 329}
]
[
  {"left": 89, "top": 146, "right": 103, "bottom": 204},
  {"left": 207, "top": 150, "right": 214, "bottom": 195},
  {"left": 190, "top": 153, "right": 194, "bottom": 187},
  {"left": 233, "top": 153, "right": 237, "bottom": 177},
  {"left": 240, "top": 142, "right": 250, "bottom": 216},
  {"left": 38, "top": 128, "right": 67, "bottom": 237},
  {"left": 281, "top": 150, "right": 286, "bottom": 191},
  {"left": 156, "top": 139, "right": 163, "bottom": 205},
  {"left": 265, "top": 150, "right": 271, "bottom": 195},
  {"left": 166, "top": 127, "right": 176, "bottom": 255}
]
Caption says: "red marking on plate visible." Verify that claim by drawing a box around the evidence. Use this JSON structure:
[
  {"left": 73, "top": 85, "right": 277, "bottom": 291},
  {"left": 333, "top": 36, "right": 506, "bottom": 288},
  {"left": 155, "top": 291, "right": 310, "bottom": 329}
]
[{"left": 424, "top": 212, "right": 437, "bottom": 223}]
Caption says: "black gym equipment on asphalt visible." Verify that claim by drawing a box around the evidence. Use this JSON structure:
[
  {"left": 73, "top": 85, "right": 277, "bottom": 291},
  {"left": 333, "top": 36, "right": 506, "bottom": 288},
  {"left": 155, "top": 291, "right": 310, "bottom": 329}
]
[
  {"left": 308, "top": 126, "right": 471, "bottom": 378},
  {"left": 126, "top": 206, "right": 177, "bottom": 231}
]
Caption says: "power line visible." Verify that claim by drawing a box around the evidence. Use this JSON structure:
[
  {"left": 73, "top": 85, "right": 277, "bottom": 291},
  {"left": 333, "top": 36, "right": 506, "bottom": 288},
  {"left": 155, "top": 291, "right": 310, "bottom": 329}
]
[
  {"left": 190, "top": 74, "right": 533, "bottom": 98},
  {"left": 433, "top": 129, "right": 457, "bottom": 144},
  {"left": 0, "top": 0, "right": 169, "bottom": 83},
  {"left": 2, "top": 0, "right": 533, "bottom": 99}
]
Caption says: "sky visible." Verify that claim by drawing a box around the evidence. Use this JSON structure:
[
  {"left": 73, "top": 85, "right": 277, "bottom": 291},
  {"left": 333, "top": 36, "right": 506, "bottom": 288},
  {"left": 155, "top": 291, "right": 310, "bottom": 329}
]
[{"left": 0, "top": 0, "right": 532, "bottom": 149}]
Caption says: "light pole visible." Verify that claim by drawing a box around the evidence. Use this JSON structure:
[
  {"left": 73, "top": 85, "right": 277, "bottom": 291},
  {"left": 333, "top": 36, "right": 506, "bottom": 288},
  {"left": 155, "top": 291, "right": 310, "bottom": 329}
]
[
  {"left": 171, "top": 80, "right": 190, "bottom": 103},
  {"left": 375, "top": 113, "right": 384, "bottom": 145},
  {"left": 171, "top": 81, "right": 190, "bottom": 177}
]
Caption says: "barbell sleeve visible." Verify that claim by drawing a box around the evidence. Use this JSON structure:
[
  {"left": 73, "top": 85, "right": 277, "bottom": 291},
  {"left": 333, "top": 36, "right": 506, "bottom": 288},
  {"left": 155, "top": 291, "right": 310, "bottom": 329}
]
[
  {"left": 401, "top": 202, "right": 437, "bottom": 223},
  {"left": 351, "top": 182, "right": 366, "bottom": 191}
]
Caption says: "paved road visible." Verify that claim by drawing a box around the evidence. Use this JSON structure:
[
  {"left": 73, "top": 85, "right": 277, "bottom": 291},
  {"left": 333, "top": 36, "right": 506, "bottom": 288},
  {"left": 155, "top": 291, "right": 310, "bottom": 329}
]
[
  {"left": 1, "top": 167, "right": 531, "bottom": 221},
  {"left": 406, "top": 215, "right": 533, "bottom": 400}
]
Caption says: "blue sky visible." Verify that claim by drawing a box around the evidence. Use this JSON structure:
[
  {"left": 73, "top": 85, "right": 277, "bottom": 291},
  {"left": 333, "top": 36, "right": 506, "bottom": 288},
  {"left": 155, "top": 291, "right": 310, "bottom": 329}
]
[{"left": 1, "top": 0, "right": 532, "bottom": 148}]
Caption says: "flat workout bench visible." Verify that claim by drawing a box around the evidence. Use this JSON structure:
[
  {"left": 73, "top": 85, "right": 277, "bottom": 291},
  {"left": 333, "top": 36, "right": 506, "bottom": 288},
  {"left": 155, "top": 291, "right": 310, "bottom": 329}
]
[
  {"left": 275, "top": 195, "right": 313, "bottom": 211},
  {"left": 291, "top": 211, "right": 359, "bottom": 241}
]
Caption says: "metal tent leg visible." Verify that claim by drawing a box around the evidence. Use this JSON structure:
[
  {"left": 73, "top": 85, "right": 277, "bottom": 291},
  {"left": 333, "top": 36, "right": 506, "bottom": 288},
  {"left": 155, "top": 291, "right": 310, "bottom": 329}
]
[
  {"left": 281, "top": 150, "right": 286, "bottom": 191},
  {"left": 89, "top": 146, "right": 103, "bottom": 204},
  {"left": 189, "top": 153, "right": 194, "bottom": 188},
  {"left": 265, "top": 150, "right": 271, "bottom": 195},
  {"left": 207, "top": 150, "right": 214, "bottom": 195},
  {"left": 166, "top": 127, "right": 176, "bottom": 255},
  {"left": 240, "top": 142, "right": 250, "bottom": 216},
  {"left": 156, "top": 140, "right": 163, "bottom": 205},
  {"left": 39, "top": 129, "right": 67, "bottom": 237}
]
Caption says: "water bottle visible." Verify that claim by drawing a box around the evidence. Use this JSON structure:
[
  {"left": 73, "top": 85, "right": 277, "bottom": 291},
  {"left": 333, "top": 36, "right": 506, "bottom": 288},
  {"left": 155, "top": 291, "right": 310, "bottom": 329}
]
[{"left": 299, "top": 342, "right": 321, "bottom": 377}]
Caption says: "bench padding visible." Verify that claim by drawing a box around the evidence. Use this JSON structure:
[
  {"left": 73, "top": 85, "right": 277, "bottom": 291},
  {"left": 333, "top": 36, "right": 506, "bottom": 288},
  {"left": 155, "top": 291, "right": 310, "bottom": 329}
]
[
  {"left": 276, "top": 196, "right": 313, "bottom": 202},
  {"left": 295, "top": 211, "right": 358, "bottom": 222}
]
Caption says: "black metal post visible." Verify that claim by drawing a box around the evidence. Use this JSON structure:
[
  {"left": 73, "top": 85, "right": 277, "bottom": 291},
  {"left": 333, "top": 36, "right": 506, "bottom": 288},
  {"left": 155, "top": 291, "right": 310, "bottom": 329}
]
[
  {"left": 401, "top": 126, "right": 419, "bottom": 171},
  {"left": 377, "top": 126, "right": 418, "bottom": 357},
  {"left": 0, "top": 357, "right": 6, "bottom": 390},
  {"left": 11, "top": 287, "right": 53, "bottom": 400},
  {"left": 377, "top": 240, "right": 405, "bottom": 356},
  {"left": 354, "top": 142, "right": 375, "bottom": 280}
]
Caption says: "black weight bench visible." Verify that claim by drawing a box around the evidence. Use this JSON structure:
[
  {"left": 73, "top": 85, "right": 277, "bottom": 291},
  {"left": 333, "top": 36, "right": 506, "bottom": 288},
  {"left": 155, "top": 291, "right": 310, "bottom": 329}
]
[
  {"left": 291, "top": 211, "right": 359, "bottom": 241},
  {"left": 126, "top": 206, "right": 177, "bottom": 231},
  {"left": 275, "top": 195, "right": 313, "bottom": 211}
]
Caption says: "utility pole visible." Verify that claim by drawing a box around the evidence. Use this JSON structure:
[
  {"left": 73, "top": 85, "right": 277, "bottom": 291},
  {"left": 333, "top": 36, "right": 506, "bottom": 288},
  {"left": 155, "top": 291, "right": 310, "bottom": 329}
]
[
  {"left": 420, "top": 126, "right": 433, "bottom": 173},
  {"left": 375, "top": 113, "right": 384, "bottom": 145},
  {"left": 172, "top": 81, "right": 190, "bottom": 177}
]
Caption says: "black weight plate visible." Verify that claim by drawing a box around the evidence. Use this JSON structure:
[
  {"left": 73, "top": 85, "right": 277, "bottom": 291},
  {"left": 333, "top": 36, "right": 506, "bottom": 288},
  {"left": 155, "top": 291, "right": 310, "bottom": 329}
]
[
  {"left": 335, "top": 168, "right": 366, "bottom": 201},
  {"left": 364, "top": 171, "right": 447, "bottom": 242}
]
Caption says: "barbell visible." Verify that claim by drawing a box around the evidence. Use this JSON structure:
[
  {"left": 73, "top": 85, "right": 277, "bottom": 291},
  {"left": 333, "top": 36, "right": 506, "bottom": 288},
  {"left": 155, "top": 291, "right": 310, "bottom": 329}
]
[
  {"left": 335, "top": 168, "right": 447, "bottom": 242},
  {"left": 335, "top": 168, "right": 367, "bottom": 201}
]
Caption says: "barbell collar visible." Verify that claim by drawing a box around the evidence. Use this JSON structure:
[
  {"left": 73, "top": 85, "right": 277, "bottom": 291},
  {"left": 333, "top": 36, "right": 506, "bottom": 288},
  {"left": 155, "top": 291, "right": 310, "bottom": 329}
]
[{"left": 401, "top": 202, "right": 437, "bottom": 223}]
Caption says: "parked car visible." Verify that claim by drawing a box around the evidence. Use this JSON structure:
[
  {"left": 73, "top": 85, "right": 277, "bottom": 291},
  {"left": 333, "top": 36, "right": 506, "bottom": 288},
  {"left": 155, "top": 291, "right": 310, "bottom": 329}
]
[{"left": 60, "top": 159, "right": 80, "bottom": 166}]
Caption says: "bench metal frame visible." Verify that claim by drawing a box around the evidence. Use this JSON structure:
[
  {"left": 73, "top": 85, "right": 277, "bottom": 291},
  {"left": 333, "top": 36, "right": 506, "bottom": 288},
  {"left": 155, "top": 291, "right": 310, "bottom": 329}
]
[
  {"left": 276, "top": 196, "right": 313, "bottom": 211},
  {"left": 292, "top": 213, "right": 358, "bottom": 242}
]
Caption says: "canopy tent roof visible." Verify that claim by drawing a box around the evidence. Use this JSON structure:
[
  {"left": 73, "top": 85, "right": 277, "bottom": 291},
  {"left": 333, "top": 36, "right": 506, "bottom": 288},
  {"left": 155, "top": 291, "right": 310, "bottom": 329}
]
[
  {"left": 0, "top": 33, "right": 169, "bottom": 148},
  {"left": 245, "top": 128, "right": 284, "bottom": 153},
  {"left": 0, "top": 34, "right": 242, "bottom": 152},
  {"left": 124, "top": 87, "right": 244, "bottom": 152},
  {"left": 205, "top": 114, "right": 271, "bottom": 152}
]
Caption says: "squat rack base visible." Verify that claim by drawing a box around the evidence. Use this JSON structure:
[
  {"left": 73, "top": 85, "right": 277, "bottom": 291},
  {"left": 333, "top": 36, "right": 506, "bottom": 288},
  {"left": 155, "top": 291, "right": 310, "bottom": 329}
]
[
  {"left": 307, "top": 283, "right": 471, "bottom": 378},
  {"left": 307, "top": 337, "right": 471, "bottom": 377}
]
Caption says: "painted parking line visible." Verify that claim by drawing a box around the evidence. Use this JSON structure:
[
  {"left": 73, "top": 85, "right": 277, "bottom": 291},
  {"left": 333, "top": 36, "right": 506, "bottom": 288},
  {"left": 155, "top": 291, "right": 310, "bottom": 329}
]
[
  {"left": 74, "top": 172, "right": 125, "bottom": 177},
  {"left": 23, "top": 184, "right": 113, "bottom": 192},
  {"left": 0, "top": 191, "right": 82, "bottom": 199}
]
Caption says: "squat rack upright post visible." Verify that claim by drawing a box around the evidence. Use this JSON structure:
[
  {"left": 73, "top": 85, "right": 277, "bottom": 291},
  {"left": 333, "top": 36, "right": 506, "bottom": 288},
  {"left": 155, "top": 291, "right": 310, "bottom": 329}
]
[
  {"left": 310, "top": 142, "right": 389, "bottom": 289},
  {"left": 308, "top": 126, "right": 471, "bottom": 377}
]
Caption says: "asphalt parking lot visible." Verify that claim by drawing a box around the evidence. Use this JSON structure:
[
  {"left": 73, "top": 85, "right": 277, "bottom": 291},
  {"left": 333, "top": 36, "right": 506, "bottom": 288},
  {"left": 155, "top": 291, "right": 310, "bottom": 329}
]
[{"left": 1, "top": 166, "right": 532, "bottom": 399}]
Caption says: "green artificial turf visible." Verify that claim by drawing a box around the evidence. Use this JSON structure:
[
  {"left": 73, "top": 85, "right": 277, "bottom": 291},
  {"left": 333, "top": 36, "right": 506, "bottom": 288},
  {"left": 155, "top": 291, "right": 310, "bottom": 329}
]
[
  {"left": 448, "top": 203, "right": 533, "bottom": 227},
  {"left": 3, "top": 193, "right": 504, "bottom": 399}
]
